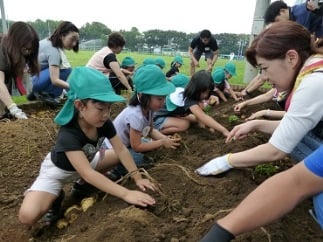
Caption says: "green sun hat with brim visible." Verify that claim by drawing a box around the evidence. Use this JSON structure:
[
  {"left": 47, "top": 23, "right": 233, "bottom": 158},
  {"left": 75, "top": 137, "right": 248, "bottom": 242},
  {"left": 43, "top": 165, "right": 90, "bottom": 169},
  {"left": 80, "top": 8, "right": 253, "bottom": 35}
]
[
  {"left": 54, "top": 66, "right": 125, "bottom": 126},
  {"left": 171, "top": 74, "right": 189, "bottom": 88},
  {"left": 121, "top": 56, "right": 135, "bottom": 68},
  {"left": 143, "top": 58, "right": 155, "bottom": 65},
  {"left": 224, "top": 62, "right": 237, "bottom": 76},
  {"left": 155, "top": 57, "right": 166, "bottom": 69},
  {"left": 173, "top": 55, "right": 183, "bottom": 65},
  {"left": 133, "top": 64, "right": 175, "bottom": 96},
  {"left": 212, "top": 67, "right": 225, "bottom": 84},
  {"left": 166, "top": 87, "right": 185, "bottom": 111}
]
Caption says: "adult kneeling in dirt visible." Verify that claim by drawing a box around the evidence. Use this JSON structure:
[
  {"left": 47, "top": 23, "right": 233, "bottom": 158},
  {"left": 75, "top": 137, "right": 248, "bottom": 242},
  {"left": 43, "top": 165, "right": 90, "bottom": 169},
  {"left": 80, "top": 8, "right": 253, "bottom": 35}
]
[
  {"left": 28, "top": 21, "right": 79, "bottom": 108},
  {"left": 19, "top": 67, "right": 156, "bottom": 227},
  {"left": 196, "top": 21, "right": 323, "bottom": 240}
]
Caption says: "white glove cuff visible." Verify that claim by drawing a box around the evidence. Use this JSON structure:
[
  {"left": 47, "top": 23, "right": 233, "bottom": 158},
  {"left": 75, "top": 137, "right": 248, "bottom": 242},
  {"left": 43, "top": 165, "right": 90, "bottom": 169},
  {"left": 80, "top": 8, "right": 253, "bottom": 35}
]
[{"left": 195, "top": 154, "right": 233, "bottom": 176}]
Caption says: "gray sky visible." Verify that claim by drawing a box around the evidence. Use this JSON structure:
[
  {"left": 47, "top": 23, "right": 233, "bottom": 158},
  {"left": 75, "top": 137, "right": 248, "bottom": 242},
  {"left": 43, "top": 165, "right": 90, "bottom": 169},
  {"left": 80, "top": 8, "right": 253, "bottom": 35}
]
[{"left": 3, "top": 0, "right": 296, "bottom": 34}]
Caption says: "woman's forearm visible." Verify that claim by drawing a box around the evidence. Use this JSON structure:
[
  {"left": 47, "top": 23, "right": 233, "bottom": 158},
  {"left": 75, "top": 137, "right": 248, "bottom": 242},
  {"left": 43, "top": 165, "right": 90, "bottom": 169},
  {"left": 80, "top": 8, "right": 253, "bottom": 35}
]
[{"left": 230, "top": 142, "right": 286, "bottom": 167}]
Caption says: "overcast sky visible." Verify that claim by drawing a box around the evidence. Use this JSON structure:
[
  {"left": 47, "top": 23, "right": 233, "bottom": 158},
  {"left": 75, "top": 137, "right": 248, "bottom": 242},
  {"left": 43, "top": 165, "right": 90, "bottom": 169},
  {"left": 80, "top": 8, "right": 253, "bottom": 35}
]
[{"left": 2, "top": 0, "right": 296, "bottom": 34}]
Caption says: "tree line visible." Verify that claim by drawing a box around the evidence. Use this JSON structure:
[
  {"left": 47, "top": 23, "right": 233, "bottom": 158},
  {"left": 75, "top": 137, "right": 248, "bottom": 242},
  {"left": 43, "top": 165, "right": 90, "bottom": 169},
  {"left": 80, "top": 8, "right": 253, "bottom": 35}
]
[{"left": 0, "top": 19, "right": 250, "bottom": 55}]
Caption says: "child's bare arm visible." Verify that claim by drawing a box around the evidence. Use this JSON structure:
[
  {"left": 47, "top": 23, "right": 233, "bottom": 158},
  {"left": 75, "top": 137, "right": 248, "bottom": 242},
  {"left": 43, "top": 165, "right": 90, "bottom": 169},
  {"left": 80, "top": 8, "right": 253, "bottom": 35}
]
[
  {"left": 67, "top": 150, "right": 156, "bottom": 205},
  {"left": 190, "top": 104, "right": 229, "bottom": 137},
  {"left": 216, "top": 90, "right": 227, "bottom": 102}
]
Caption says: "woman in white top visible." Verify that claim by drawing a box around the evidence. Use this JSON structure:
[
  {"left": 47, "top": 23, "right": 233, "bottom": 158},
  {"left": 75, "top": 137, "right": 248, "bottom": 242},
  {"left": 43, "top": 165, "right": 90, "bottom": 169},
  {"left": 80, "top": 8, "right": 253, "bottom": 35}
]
[{"left": 196, "top": 21, "right": 323, "bottom": 239}]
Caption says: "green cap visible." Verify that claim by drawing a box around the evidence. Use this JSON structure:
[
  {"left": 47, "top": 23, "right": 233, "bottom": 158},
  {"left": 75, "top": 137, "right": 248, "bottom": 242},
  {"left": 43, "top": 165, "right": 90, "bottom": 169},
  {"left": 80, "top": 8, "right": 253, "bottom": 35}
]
[
  {"left": 171, "top": 74, "right": 189, "bottom": 88},
  {"left": 212, "top": 67, "right": 225, "bottom": 84},
  {"left": 166, "top": 87, "right": 185, "bottom": 111},
  {"left": 121, "top": 56, "right": 135, "bottom": 68},
  {"left": 143, "top": 58, "right": 155, "bottom": 65},
  {"left": 133, "top": 64, "right": 175, "bottom": 95},
  {"left": 155, "top": 57, "right": 166, "bottom": 69},
  {"left": 224, "top": 62, "right": 237, "bottom": 76},
  {"left": 54, "top": 67, "right": 125, "bottom": 125},
  {"left": 173, "top": 55, "right": 183, "bottom": 65}
]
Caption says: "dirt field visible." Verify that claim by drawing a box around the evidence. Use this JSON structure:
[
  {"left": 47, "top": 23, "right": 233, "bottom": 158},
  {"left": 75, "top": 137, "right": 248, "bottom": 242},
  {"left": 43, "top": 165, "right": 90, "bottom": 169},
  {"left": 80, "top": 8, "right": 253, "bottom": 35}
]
[{"left": 1, "top": 95, "right": 323, "bottom": 242}]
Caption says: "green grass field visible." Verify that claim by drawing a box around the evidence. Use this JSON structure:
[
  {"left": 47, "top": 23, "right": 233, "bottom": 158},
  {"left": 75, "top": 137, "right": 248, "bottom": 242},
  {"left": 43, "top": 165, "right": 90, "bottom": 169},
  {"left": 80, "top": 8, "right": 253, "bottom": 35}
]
[
  {"left": 66, "top": 50, "right": 247, "bottom": 85},
  {"left": 14, "top": 50, "right": 251, "bottom": 105}
]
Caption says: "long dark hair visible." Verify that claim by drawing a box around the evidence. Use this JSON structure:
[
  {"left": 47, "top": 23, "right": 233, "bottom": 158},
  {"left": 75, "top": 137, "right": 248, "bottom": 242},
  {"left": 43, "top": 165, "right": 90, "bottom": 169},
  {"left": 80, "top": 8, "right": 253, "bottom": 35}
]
[
  {"left": 184, "top": 70, "right": 214, "bottom": 101},
  {"left": 128, "top": 92, "right": 151, "bottom": 110},
  {"left": 1, "top": 21, "right": 40, "bottom": 77}
]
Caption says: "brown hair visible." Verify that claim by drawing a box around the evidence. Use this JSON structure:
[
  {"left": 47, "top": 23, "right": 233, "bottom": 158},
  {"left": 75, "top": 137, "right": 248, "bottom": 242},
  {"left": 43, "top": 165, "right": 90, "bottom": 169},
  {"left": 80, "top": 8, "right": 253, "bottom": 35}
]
[
  {"left": 49, "top": 21, "right": 79, "bottom": 52},
  {"left": 107, "top": 32, "right": 126, "bottom": 49},
  {"left": 1, "top": 21, "right": 40, "bottom": 77}
]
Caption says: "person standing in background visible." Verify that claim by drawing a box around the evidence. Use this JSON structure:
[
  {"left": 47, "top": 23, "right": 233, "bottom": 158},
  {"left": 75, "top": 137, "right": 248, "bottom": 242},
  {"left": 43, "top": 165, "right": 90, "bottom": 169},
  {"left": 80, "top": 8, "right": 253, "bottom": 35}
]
[{"left": 188, "top": 29, "right": 219, "bottom": 76}]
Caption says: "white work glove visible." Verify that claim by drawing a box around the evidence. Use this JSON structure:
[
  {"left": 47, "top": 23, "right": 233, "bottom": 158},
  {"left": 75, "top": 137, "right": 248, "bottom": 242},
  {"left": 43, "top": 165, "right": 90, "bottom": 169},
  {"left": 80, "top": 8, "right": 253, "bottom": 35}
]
[
  {"left": 195, "top": 154, "right": 233, "bottom": 176},
  {"left": 8, "top": 104, "right": 28, "bottom": 119}
]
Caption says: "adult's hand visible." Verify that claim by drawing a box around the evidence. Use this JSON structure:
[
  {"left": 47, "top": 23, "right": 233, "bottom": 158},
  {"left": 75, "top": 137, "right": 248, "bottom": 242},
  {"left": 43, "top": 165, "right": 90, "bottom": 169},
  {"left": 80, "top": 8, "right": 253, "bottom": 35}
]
[
  {"left": 195, "top": 154, "right": 232, "bottom": 176},
  {"left": 233, "top": 102, "right": 246, "bottom": 113},
  {"left": 225, "top": 121, "right": 257, "bottom": 143},
  {"left": 8, "top": 104, "right": 28, "bottom": 119}
]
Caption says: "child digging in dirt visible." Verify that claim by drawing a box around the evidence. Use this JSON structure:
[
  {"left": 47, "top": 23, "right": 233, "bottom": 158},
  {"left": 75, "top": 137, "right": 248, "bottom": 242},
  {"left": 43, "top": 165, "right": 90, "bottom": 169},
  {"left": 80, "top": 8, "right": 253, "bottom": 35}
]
[
  {"left": 153, "top": 70, "right": 229, "bottom": 136},
  {"left": 18, "top": 67, "right": 156, "bottom": 227},
  {"left": 210, "top": 63, "right": 241, "bottom": 103},
  {"left": 107, "top": 64, "right": 181, "bottom": 180}
]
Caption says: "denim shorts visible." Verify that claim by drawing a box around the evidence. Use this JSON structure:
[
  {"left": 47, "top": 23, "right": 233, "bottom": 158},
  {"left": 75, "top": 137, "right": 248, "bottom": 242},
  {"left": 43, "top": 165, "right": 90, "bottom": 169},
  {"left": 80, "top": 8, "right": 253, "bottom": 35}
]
[
  {"left": 114, "top": 148, "right": 144, "bottom": 176},
  {"left": 153, "top": 116, "right": 168, "bottom": 130}
]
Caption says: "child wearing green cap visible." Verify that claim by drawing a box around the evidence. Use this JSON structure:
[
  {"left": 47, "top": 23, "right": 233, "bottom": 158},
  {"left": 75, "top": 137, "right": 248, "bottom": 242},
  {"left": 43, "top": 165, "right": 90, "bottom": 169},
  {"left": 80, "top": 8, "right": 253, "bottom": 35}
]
[
  {"left": 166, "top": 55, "right": 184, "bottom": 79},
  {"left": 19, "top": 67, "right": 156, "bottom": 227},
  {"left": 154, "top": 57, "right": 166, "bottom": 70},
  {"left": 153, "top": 70, "right": 229, "bottom": 136},
  {"left": 108, "top": 64, "right": 181, "bottom": 178},
  {"left": 211, "top": 63, "right": 241, "bottom": 103},
  {"left": 109, "top": 56, "right": 136, "bottom": 94}
]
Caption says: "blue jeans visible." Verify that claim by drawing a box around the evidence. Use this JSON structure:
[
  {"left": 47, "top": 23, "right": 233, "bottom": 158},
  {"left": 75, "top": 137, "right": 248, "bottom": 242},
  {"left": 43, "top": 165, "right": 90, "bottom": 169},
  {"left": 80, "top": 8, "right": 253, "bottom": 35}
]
[
  {"left": 32, "top": 68, "right": 71, "bottom": 98},
  {"left": 290, "top": 131, "right": 323, "bottom": 162},
  {"left": 114, "top": 148, "right": 144, "bottom": 176},
  {"left": 153, "top": 116, "right": 168, "bottom": 130}
]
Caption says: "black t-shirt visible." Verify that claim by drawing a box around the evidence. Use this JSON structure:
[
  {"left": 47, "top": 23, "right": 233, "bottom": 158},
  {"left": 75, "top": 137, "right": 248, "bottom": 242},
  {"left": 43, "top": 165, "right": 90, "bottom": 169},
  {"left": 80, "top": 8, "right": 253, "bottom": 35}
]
[
  {"left": 103, "top": 53, "right": 123, "bottom": 88},
  {"left": 51, "top": 119, "right": 116, "bottom": 171},
  {"left": 166, "top": 65, "right": 179, "bottom": 78},
  {"left": 153, "top": 97, "right": 199, "bottom": 120},
  {"left": 103, "top": 53, "right": 117, "bottom": 70},
  {"left": 190, "top": 35, "right": 218, "bottom": 52}
]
